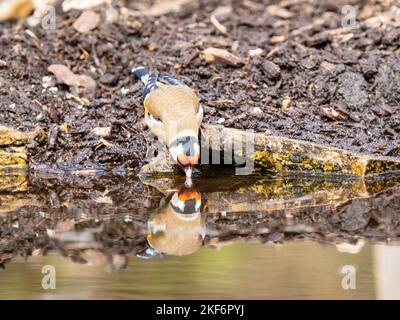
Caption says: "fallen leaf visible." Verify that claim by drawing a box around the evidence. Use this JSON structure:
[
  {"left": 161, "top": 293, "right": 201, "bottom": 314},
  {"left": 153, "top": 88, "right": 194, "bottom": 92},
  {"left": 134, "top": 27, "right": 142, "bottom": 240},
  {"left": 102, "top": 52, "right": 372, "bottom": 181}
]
[
  {"left": 200, "top": 47, "right": 243, "bottom": 66},
  {"left": 48, "top": 64, "right": 96, "bottom": 97},
  {"left": 73, "top": 11, "right": 100, "bottom": 33}
]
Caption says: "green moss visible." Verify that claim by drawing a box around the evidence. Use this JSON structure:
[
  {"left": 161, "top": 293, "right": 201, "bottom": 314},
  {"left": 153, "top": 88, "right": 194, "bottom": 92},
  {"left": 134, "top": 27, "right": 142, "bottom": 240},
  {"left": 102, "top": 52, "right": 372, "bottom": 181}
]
[{"left": 0, "top": 146, "right": 28, "bottom": 168}]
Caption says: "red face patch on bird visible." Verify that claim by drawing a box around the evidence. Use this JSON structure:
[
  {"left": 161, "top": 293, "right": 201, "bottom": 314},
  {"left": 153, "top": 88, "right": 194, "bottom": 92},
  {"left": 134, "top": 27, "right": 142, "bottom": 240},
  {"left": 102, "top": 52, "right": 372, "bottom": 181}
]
[{"left": 169, "top": 135, "right": 200, "bottom": 166}]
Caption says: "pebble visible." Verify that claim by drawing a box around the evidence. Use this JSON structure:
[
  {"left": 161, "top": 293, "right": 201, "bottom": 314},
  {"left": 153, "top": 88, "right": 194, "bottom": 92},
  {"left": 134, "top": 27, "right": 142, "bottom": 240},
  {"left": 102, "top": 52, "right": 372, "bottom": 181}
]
[
  {"left": 105, "top": 5, "right": 119, "bottom": 24},
  {"left": 281, "top": 97, "right": 292, "bottom": 109},
  {"left": 73, "top": 11, "right": 100, "bottom": 34},
  {"left": 42, "top": 76, "right": 55, "bottom": 89},
  {"left": 216, "top": 117, "right": 225, "bottom": 124},
  {"left": 262, "top": 60, "right": 281, "bottom": 80},
  {"left": 121, "top": 87, "right": 130, "bottom": 95},
  {"left": 249, "top": 48, "right": 263, "bottom": 57},
  {"left": 252, "top": 107, "right": 263, "bottom": 114}
]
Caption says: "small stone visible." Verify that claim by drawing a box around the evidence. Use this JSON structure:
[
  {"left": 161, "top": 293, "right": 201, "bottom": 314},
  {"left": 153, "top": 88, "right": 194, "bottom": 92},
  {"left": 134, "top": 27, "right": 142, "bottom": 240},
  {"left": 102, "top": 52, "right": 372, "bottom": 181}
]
[
  {"left": 216, "top": 117, "right": 225, "bottom": 124},
  {"left": 36, "top": 112, "right": 45, "bottom": 121},
  {"left": 73, "top": 11, "right": 100, "bottom": 34},
  {"left": 320, "top": 61, "right": 336, "bottom": 72},
  {"left": 0, "top": 59, "right": 7, "bottom": 67},
  {"left": 147, "top": 42, "right": 158, "bottom": 52},
  {"left": 359, "top": 55, "right": 378, "bottom": 77},
  {"left": 252, "top": 107, "right": 262, "bottom": 114},
  {"left": 91, "top": 127, "right": 111, "bottom": 137},
  {"left": 281, "top": 97, "right": 292, "bottom": 109},
  {"left": 262, "top": 60, "right": 281, "bottom": 80},
  {"left": 99, "top": 73, "right": 119, "bottom": 85},
  {"left": 42, "top": 76, "right": 55, "bottom": 89},
  {"left": 249, "top": 48, "right": 263, "bottom": 57},
  {"left": 120, "top": 87, "right": 130, "bottom": 95},
  {"left": 105, "top": 5, "right": 119, "bottom": 24}
]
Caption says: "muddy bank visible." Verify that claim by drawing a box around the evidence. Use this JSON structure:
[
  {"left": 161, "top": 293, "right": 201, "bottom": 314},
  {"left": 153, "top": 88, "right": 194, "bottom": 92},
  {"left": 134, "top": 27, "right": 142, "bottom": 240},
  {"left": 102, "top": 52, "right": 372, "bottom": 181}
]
[
  {"left": 1, "top": 0, "right": 400, "bottom": 171},
  {"left": 1, "top": 171, "right": 400, "bottom": 268}
]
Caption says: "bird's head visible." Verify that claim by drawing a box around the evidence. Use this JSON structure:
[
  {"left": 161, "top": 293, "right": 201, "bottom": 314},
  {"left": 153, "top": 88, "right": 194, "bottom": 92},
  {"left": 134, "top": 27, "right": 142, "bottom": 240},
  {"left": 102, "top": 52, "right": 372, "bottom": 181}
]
[
  {"left": 138, "top": 187, "right": 204, "bottom": 257},
  {"left": 168, "top": 130, "right": 200, "bottom": 178}
]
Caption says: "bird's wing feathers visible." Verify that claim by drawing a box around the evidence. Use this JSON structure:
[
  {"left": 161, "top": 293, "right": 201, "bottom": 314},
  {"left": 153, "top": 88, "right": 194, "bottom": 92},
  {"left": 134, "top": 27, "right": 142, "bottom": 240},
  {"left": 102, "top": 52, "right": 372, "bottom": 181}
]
[{"left": 144, "top": 85, "right": 199, "bottom": 119}]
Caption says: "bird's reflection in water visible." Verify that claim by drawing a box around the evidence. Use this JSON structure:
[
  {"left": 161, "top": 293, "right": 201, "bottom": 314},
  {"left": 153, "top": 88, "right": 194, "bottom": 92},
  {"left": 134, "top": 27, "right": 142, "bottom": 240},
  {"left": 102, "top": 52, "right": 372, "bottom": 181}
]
[{"left": 137, "top": 186, "right": 205, "bottom": 258}]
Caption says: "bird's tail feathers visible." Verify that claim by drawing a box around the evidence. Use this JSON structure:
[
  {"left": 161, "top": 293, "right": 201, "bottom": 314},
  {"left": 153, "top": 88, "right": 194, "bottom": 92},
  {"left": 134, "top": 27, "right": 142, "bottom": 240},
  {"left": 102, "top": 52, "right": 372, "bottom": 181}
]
[{"left": 130, "top": 66, "right": 150, "bottom": 85}]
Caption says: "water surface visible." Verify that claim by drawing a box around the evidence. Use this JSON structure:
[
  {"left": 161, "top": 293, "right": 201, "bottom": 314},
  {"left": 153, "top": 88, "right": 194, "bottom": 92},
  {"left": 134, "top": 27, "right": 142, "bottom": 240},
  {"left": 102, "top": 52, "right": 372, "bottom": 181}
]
[{"left": 1, "top": 170, "right": 400, "bottom": 299}]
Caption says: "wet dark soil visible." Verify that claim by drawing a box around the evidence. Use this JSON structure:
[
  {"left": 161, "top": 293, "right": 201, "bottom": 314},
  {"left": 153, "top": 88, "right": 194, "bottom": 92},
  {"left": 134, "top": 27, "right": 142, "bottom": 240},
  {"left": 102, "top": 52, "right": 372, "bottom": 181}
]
[{"left": 1, "top": 0, "right": 400, "bottom": 171}]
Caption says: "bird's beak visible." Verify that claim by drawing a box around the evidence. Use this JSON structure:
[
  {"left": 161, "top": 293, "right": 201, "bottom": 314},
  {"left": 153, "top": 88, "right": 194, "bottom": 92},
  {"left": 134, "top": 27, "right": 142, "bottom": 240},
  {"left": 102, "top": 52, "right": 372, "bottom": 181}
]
[{"left": 184, "top": 167, "right": 193, "bottom": 187}]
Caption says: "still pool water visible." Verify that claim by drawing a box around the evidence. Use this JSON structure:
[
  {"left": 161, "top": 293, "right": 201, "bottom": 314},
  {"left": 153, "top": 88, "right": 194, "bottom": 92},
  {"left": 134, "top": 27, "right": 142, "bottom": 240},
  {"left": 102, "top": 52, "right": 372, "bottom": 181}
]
[
  {"left": 1, "top": 170, "right": 400, "bottom": 299},
  {"left": 2, "top": 240, "right": 400, "bottom": 299}
]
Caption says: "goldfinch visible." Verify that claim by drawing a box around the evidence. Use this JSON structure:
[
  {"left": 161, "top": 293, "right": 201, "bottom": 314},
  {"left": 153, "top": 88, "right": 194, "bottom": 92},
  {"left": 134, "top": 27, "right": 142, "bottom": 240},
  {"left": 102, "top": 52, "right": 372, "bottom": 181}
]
[
  {"left": 137, "top": 187, "right": 204, "bottom": 258},
  {"left": 131, "top": 67, "right": 203, "bottom": 178}
]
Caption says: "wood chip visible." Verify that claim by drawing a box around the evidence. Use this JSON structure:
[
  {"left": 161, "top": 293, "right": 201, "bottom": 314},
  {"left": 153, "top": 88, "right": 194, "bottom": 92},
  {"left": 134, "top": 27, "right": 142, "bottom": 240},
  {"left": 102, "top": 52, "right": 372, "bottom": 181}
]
[
  {"left": 73, "top": 11, "right": 100, "bottom": 33},
  {"left": 269, "top": 35, "right": 286, "bottom": 44},
  {"left": 210, "top": 5, "right": 232, "bottom": 36},
  {"left": 91, "top": 127, "right": 111, "bottom": 137},
  {"left": 322, "top": 107, "right": 349, "bottom": 121},
  {"left": 62, "top": 0, "right": 111, "bottom": 12},
  {"left": 200, "top": 47, "right": 243, "bottom": 66},
  {"left": 266, "top": 5, "right": 293, "bottom": 19},
  {"left": 141, "top": 0, "right": 193, "bottom": 17}
]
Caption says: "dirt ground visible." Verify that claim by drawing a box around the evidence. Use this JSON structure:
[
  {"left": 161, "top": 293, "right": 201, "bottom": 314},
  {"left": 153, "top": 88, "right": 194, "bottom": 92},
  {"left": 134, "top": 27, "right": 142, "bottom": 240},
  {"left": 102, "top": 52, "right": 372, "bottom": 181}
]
[{"left": 1, "top": 0, "right": 400, "bottom": 172}]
